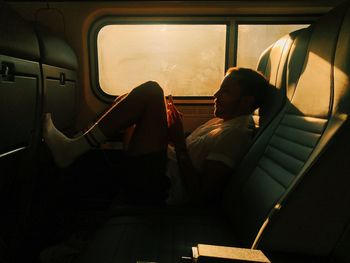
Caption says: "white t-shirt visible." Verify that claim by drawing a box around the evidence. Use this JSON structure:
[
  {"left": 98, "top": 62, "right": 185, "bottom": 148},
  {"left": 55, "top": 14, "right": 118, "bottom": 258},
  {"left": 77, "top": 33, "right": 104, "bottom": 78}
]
[{"left": 166, "top": 115, "right": 252, "bottom": 204}]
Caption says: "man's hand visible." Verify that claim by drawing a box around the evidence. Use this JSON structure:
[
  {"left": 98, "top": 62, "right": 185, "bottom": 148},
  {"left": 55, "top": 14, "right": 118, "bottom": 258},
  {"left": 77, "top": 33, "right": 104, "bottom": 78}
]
[
  {"left": 166, "top": 99, "right": 233, "bottom": 205},
  {"left": 167, "top": 102, "right": 186, "bottom": 150}
]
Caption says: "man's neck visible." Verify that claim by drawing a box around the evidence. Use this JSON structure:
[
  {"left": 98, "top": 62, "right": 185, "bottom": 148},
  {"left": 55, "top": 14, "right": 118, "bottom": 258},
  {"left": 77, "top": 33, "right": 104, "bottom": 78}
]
[{"left": 222, "top": 110, "right": 251, "bottom": 122}]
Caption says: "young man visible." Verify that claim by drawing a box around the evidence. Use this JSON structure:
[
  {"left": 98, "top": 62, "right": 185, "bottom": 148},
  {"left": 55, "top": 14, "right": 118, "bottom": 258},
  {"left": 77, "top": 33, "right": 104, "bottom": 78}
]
[{"left": 43, "top": 67, "right": 269, "bottom": 205}]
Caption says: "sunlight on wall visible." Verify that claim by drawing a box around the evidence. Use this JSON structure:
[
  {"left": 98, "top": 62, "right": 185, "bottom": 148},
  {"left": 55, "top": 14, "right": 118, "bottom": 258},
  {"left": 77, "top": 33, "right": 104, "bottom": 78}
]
[
  {"left": 237, "top": 24, "right": 309, "bottom": 69},
  {"left": 97, "top": 24, "right": 226, "bottom": 96}
]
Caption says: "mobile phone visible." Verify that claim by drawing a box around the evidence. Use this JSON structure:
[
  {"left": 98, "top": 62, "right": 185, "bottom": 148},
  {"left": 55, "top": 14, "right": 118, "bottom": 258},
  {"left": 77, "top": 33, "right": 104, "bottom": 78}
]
[{"left": 168, "top": 94, "right": 174, "bottom": 107}]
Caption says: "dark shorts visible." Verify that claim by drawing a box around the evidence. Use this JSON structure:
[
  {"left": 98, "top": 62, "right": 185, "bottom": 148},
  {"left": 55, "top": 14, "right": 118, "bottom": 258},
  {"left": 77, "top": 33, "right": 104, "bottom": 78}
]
[{"left": 120, "top": 151, "right": 170, "bottom": 205}]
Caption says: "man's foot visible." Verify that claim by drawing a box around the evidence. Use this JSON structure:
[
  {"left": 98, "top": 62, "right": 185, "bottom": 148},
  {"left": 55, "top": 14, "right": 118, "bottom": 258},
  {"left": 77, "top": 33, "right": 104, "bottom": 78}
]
[{"left": 43, "top": 113, "right": 80, "bottom": 168}]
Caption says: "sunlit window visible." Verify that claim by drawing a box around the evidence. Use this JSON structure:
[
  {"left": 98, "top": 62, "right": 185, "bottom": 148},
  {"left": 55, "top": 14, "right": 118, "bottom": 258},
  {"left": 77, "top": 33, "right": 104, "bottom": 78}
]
[
  {"left": 97, "top": 24, "right": 226, "bottom": 96},
  {"left": 237, "top": 24, "right": 309, "bottom": 69}
]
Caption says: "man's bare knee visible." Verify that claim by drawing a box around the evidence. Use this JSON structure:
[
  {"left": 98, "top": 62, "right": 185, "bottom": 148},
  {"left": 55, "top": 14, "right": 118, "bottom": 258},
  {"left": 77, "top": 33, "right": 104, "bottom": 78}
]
[{"left": 133, "top": 81, "right": 164, "bottom": 99}]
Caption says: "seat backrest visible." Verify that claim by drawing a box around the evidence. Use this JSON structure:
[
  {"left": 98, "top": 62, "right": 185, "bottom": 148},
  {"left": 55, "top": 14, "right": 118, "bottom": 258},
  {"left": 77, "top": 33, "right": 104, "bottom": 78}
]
[
  {"left": 259, "top": 2, "right": 350, "bottom": 255},
  {"left": 0, "top": 2, "right": 41, "bottom": 156},
  {"left": 223, "top": 0, "right": 350, "bottom": 256},
  {"left": 35, "top": 24, "right": 78, "bottom": 135},
  {"left": 0, "top": 4, "right": 42, "bottom": 249},
  {"left": 251, "top": 28, "right": 309, "bottom": 134}
]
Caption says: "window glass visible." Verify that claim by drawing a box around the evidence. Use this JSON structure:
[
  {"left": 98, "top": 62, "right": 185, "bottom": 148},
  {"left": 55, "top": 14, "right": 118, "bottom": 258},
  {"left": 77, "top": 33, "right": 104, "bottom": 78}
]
[
  {"left": 97, "top": 24, "right": 226, "bottom": 96},
  {"left": 237, "top": 24, "right": 309, "bottom": 69}
]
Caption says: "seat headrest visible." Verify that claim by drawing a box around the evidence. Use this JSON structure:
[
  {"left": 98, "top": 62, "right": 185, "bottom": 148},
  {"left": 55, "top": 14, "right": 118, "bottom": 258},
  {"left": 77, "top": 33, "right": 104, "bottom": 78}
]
[
  {"left": 35, "top": 24, "right": 78, "bottom": 70},
  {"left": 0, "top": 3, "right": 40, "bottom": 61}
]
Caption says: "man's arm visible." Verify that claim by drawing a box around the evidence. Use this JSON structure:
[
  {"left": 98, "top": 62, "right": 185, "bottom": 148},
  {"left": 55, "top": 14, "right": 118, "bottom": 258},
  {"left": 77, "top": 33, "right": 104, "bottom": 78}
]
[
  {"left": 173, "top": 147, "right": 200, "bottom": 203},
  {"left": 167, "top": 104, "right": 233, "bottom": 204},
  {"left": 167, "top": 104, "right": 200, "bottom": 201}
]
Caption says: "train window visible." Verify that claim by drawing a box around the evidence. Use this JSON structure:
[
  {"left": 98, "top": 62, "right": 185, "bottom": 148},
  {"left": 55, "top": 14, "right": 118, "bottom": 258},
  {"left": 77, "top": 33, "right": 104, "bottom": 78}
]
[
  {"left": 236, "top": 24, "right": 309, "bottom": 69},
  {"left": 91, "top": 18, "right": 315, "bottom": 101},
  {"left": 97, "top": 24, "right": 227, "bottom": 97}
]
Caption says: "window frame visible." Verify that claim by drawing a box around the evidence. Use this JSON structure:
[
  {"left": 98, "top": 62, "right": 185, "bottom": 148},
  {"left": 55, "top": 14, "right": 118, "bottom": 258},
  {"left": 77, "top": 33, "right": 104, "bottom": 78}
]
[{"left": 89, "top": 15, "right": 318, "bottom": 104}]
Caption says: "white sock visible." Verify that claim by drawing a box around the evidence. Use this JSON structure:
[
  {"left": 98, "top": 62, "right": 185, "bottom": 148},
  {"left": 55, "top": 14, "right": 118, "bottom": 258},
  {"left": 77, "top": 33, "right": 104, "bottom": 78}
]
[{"left": 43, "top": 113, "right": 106, "bottom": 168}]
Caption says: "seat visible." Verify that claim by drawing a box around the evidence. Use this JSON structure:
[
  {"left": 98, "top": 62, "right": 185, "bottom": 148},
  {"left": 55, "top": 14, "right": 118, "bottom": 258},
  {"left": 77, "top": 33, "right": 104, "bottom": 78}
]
[
  {"left": 0, "top": 2, "right": 41, "bottom": 157},
  {"left": 35, "top": 24, "right": 78, "bottom": 135},
  {"left": 252, "top": 27, "right": 310, "bottom": 134},
  {"left": 57, "top": 1, "right": 350, "bottom": 262},
  {"left": 0, "top": 2, "right": 42, "bottom": 261}
]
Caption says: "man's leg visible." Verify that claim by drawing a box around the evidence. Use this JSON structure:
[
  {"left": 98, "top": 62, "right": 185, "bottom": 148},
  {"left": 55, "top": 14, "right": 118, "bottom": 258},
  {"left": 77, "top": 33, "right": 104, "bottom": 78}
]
[
  {"left": 43, "top": 81, "right": 168, "bottom": 168},
  {"left": 116, "top": 82, "right": 170, "bottom": 204},
  {"left": 98, "top": 81, "right": 168, "bottom": 155}
]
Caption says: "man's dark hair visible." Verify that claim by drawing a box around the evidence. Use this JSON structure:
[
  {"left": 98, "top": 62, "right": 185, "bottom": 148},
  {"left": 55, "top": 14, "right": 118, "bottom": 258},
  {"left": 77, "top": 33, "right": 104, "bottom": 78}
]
[{"left": 226, "top": 67, "right": 269, "bottom": 111}]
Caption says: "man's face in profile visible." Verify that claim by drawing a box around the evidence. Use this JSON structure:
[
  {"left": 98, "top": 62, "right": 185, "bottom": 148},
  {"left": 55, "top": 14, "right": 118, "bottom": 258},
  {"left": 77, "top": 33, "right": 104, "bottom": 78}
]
[{"left": 214, "top": 75, "right": 244, "bottom": 120}]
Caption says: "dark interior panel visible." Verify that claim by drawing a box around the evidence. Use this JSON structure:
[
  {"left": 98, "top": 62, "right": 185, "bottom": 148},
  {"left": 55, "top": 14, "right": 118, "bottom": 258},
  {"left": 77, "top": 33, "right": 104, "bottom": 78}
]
[
  {"left": 0, "top": 55, "right": 40, "bottom": 155},
  {"left": 43, "top": 65, "right": 77, "bottom": 132}
]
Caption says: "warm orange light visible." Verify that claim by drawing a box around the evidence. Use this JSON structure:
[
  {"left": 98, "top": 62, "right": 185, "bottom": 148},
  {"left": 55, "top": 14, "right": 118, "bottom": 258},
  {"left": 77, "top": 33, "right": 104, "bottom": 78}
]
[{"left": 97, "top": 24, "right": 226, "bottom": 96}]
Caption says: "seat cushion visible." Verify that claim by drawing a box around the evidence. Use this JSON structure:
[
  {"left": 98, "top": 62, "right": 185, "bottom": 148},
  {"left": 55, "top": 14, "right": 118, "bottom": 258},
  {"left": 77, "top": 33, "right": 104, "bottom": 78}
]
[{"left": 78, "top": 214, "right": 238, "bottom": 263}]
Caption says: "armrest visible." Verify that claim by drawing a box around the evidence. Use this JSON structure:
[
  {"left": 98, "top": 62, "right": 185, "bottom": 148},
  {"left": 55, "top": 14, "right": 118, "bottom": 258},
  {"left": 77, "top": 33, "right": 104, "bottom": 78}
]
[{"left": 192, "top": 244, "right": 270, "bottom": 263}]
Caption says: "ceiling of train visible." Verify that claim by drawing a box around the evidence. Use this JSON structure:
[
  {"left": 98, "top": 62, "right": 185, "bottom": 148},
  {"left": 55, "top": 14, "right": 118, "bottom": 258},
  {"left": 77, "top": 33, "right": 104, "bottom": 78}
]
[{"left": 1, "top": 0, "right": 346, "bottom": 2}]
